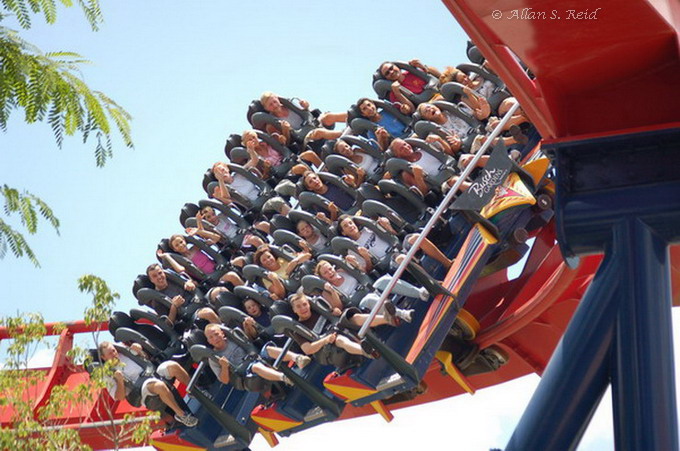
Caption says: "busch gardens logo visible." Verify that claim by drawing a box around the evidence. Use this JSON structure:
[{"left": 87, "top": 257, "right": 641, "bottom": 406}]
[{"left": 469, "top": 167, "right": 509, "bottom": 199}]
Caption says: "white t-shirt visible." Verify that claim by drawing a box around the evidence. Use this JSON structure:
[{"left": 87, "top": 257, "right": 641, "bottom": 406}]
[
  {"left": 229, "top": 174, "right": 260, "bottom": 202},
  {"left": 335, "top": 270, "right": 359, "bottom": 297},
  {"left": 282, "top": 108, "right": 304, "bottom": 130},
  {"left": 413, "top": 151, "right": 443, "bottom": 177},
  {"left": 442, "top": 111, "right": 473, "bottom": 138},
  {"left": 306, "top": 232, "right": 327, "bottom": 252},
  {"left": 105, "top": 354, "right": 144, "bottom": 398},
  {"left": 355, "top": 151, "right": 380, "bottom": 174},
  {"left": 214, "top": 214, "right": 237, "bottom": 238},
  {"left": 355, "top": 228, "right": 390, "bottom": 259}
]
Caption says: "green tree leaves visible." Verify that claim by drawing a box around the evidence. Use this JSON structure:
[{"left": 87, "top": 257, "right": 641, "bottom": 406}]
[
  {"left": 0, "top": 185, "right": 59, "bottom": 266},
  {"left": 0, "top": 0, "right": 133, "bottom": 265},
  {"left": 0, "top": 28, "right": 134, "bottom": 165},
  {"left": 78, "top": 274, "right": 120, "bottom": 325},
  {"left": 1, "top": 0, "right": 103, "bottom": 30}
]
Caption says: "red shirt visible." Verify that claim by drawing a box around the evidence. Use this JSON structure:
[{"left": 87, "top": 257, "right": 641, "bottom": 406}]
[{"left": 388, "top": 72, "right": 427, "bottom": 102}]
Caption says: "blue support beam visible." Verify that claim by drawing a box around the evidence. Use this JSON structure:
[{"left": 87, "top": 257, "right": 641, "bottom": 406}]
[
  {"left": 505, "top": 251, "right": 618, "bottom": 450},
  {"left": 612, "top": 219, "right": 678, "bottom": 450},
  {"left": 507, "top": 127, "right": 680, "bottom": 450}
]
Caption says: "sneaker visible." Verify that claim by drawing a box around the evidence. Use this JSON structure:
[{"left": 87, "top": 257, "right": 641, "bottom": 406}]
[
  {"left": 418, "top": 286, "right": 430, "bottom": 301},
  {"left": 296, "top": 355, "right": 312, "bottom": 369},
  {"left": 396, "top": 308, "right": 414, "bottom": 324},
  {"left": 175, "top": 412, "right": 198, "bottom": 427},
  {"left": 383, "top": 301, "right": 401, "bottom": 327}
]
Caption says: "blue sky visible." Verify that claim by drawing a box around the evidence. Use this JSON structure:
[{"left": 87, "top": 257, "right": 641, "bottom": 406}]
[{"left": 1, "top": 1, "right": 676, "bottom": 450}]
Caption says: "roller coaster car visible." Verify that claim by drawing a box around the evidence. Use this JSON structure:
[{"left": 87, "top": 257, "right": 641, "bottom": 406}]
[
  {"left": 242, "top": 244, "right": 307, "bottom": 295},
  {"left": 202, "top": 162, "right": 275, "bottom": 213},
  {"left": 384, "top": 137, "right": 458, "bottom": 194},
  {"left": 330, "top": 216, "right": 401, "bottom": 274},
  {"left": 295, "top": 171, "right": 362, "bottom": 215},
  {"left": 177, "top": 330, "right": 264, "bottom": 451},
  {"left": 227, "top": 130, "right": 297, "bottom": 181},
  {"left": 109, "top": 309, "right": 189, "bottom": 367},
  {"left": 88, "top": 344, "right": 191, "bottom": 423},
  {"left": 323, "top": 148, "right": 554, "bottom": 408},
  {"left": 132, "top": 272, "right": 206, "bottom": 322},
  {"left": 250, "top": 298, "right": 349, "bottom": 435},
  {"left": 362, "top": 179, "right": 436, "bottom": 231},
  {"left": 454, "top": 63, "right": 507, "bottom": 106},
  {"left": 412, "top": 99, "right": 483, "bottom": 152},
  {"left": 372, "top": 61, "right": 440, "bottom": 106},
  {"left": 301, "top": 254, "right": 375, "bottom": 307},
  {"left": 348, "top": 99, "right": 412, "bottom": 139},
  {"left": 321, "top": 137, "right": 387, "bottom": 185},
  {"left": 247, "top": 96, "right": 322, "bottom": 144}
]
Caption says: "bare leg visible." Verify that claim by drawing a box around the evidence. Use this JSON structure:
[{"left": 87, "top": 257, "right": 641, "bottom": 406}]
[
  {"left": 251, "top": 362, "right": 286, "bottom": 382},
  {"left": 335, "top": 335, "right": 371, "bottom": 357},
  {"left": 146, "top": 381, "right": 186, "bottom": 416},
  {"left": 265, "top": 345, "right": 299, "bottom": 362},
  {"left": 408, "top": 234, "right": 452, "bottom": 269},
  {"left": 350, "top": 313, "right": 389, "bottom": 328},
  {"left": 163, "top": 361, "right": 191, "bottom": 386}
]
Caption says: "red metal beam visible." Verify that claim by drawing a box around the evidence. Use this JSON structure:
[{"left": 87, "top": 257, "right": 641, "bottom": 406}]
[{"left": 442, "top": 0, "right": 680, "bottom": 140}]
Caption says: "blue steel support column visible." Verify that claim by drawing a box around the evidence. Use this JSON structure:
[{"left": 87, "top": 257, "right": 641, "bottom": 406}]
[
  {"left": 505, "top": 250, "right": 619, "bottom": 451},
  {"left": 612, "top": 219, "right": 678, "bottom": 450},
  {"left": 508, "top": 128, "right": 680, "bottom": 450}
]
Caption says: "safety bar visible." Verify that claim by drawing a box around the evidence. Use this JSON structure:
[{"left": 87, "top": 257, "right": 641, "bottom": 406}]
[{"left": 358, "top": 101, "right": 522, "bottom": 338}]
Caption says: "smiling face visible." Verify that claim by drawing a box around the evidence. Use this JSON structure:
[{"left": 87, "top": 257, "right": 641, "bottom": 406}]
[
  {"left": 380, "top": 62, "right": 401, "bottom": 81},
  {"left": 242, "top": 130, "right": 260, "bottom": 148},
  {"left": 317, "top": 261, "right": 337, "bottom": 282},
  {"left": 99, "top": 342, "right": 118, "bottom": 362},
  {"left": 205, "top": 325, "right": 227, "bottom": 350},
  {"left": 170, "top": 235, "right": 188, "bottom": 254},
  {"left": 359, "top": 99, "right": 377, "bottom": 119},
  {"left": 391, "top": 139, "right": 414, "bottom": 159},
  {"left": 258, "top": 250, "right": 278, "bottom": 271},
  {"left": 147, "top": 265, "right": 168, "bottom": 290},
  {"left": 291, "top": 296, "right": 311, "bottom": 320}
]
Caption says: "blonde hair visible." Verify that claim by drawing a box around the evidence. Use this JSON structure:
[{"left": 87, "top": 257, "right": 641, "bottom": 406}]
[
  {"left": 242, "top": 129, "right": 258, "bottom": 143},
  {"left": 204, "top": 323, "right": 222, "bottom": 335},
  {"left": 260, "top": 91, "right": 277, "bottom": 105},
  {"left": 314, "top": 260, "right": 331, "bottom": 276}
]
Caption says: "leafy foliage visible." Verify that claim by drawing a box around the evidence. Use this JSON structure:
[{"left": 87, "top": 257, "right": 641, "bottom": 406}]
[
  {"left": 78, "top": 274, "right": 120, "bottom": 325},
  {"left": 0, "top": 27, "right": 134, "bottom": 165},
  {"left": 0, "top": 184, "right": 59, "bottom": 265},
  {"left": 1, "top": 0, "right": 103, "bottom": 31},
  {"left": 0, "top": 276, "right": 157, "bottom": 449},
  {"left": 0, "top": 0, "right": 133, "bottom": 265}
]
